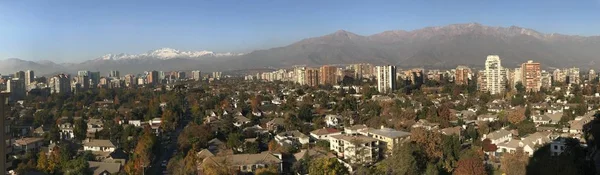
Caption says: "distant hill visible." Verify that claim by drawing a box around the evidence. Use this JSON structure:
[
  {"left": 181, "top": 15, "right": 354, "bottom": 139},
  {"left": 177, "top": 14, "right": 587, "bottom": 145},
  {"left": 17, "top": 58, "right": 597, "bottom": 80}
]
[{"left": 2, "top": 23, "right": 599, "bottom": 75}]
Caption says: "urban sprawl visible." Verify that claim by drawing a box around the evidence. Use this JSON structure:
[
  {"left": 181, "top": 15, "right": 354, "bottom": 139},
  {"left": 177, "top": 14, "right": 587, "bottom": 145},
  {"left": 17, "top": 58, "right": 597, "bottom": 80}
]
[{"left": 0, "top": 55, "right": 599, "bottom": 175}]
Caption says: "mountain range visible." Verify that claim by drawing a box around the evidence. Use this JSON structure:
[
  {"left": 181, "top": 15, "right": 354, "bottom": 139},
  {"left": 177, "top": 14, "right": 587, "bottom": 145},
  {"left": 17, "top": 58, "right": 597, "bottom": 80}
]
[{"left": 2, "top": 23, "right": 600, "bottom": 76}]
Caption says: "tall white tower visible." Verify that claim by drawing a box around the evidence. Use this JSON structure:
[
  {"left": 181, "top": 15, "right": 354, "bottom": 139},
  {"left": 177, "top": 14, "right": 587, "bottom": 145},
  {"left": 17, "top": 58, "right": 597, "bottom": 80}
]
[
  {"left": 484, "top": 55, "right": 505, "bottom": 95},
  {"left": 376, "top": 65, "right": 396, "bottom": 93}
]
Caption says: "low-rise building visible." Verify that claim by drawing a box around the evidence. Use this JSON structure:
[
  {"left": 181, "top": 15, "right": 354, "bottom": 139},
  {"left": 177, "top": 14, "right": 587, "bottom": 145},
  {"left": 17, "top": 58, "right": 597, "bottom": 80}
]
[
  {"left": 201, "top": 152, "right": 283, "bottom": 173},
  {"left": 83, "top": 139, "right": 116, "bottom": 153},
  {"left": 329, "top": 134, "right": 380, "bottom": 164},
  {"left": 309, "top": 128, "right": 341, "bottom": 141},
  {"left": 13, "top": 137, "right": 44, "bottom": 153},
  {"left": 482, "top": 129, "right": 512, "bottom": 144},
  {"left": 275, "top": 130, "right": 309, "bottom": 146},
  {"left": 358, "top": 126, "right": 410, "bottom": 156}
]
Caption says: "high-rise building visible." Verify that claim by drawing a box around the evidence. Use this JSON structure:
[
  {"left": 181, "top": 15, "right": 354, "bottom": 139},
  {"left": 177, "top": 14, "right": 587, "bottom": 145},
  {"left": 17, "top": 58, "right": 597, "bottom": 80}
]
[
  {"left": 477, "top": 70, "right": 487, "bottom": 92},
  {"left": 177, "top": 71, "right": 186, "bottom": 80},
  {"left": 511, "top": 68, "right": 522, "bottom": 90},
  {"left": 484, "top": 55, "right": 505, "bottom": 95},
  {"left": 553, "top": 69, "right": 566, "bottom": 84},
  {"left": 521, "top": 60, "right": 541, "bottom": 92},
  {"left": 349, "top": 63, "right": 374, "bottom": 80},
  {"left": 589, "top": 69, "right": 597, "bottom": 82},
  {"left": 147, "top": 70, "right": 159, "bottom": 85},
  {"left": 319, "top": 65, "right": 338, "bottom": 85},
  {"left": 77, "top": 70, "right": 90, "bottom": 77},
  {"left": 24, "top": 70, "right": 34, "bottom": 90},
  {"left": 294, "top": 66, "right": 306, "bottom": 85},
  {"left": 159, "top": 71, "right": 166, "bottom": 81},
  {"left": 212, "top": 72, "right": 222, "bottom": 79},
  {"left": 49, "top": 74, "right": 71, "bottom": 94},
  {"left": 13, "top": 71, "right": 25, "bottom": 80},
  {"left": 376, "top": 65, "right": 396, "bottom": 93},
  {"left": 7, "top": 78, "right": 25, "bottom": 101},
  {"left": 305, "top": 68, "right": 319, "bottom": 87},
  {"left": 566, "top": 67, "right": 580, "bottom": 85},
  {"left": 455, "top": 66, "right": 471, "bottom": 85},
  {"left": 89, "top": 72, "right": 100, "bottom": 88},
  {"left": 109, "top": 70, "right": 120, "bottom": 78},
  {"left": 541, "top": 70, "right": 552, "bottom": 88},
  {"left": 124, "top": 74, "right": 136, "bottom": 88},
  {"left": 403, "top": 68, "right": 424, "bottom": 85},
  {"left": 0, "top": 92, "right": 10, "bottom": 173},
  {"left": 75, "top": 75, "right": 90, "bottom": 90},
  {"left": 192, "top": 70, "right": 202, "bottom": 81}
]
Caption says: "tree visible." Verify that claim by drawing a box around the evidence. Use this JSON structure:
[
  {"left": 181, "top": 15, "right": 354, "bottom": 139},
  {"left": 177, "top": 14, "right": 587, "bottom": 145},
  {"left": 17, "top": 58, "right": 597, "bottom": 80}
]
[
  {"left": 255, "top": 166, "right": 279, "bottom": 175},
  {"left": 309, "top": 158, "right": 349, "bottom": 175},
  {"left": 62, "top": 157, "right": 91, "bottom": 175},
  {"left": 516, "top": 120, "right": 536, "bottom": 136},
  {"left": 226, "top": 133, "right": 243, "bottom": 151},
  {"left": 378, "top": 143, "right": 421, "bottom": 175},
  {"left": 411, "top": 128, "right": 443, "bottom": 160},
  {"left": 508, "top": 107, "right": 526, "bottom": 124},
  {"left": 161, "top": 109, "right": 177, "bottom": 131},
  {"left": 73, "top": 119, "right": 88, "bottom": 141},
  {"left": 482, "top": 139, "right": 497, "bottom": 152},
  {"left": 454, "top": 157, "right": 486, "bottom": 175},
  {"left": 500, "top": 150, "right": 528, "bottom": 175}
]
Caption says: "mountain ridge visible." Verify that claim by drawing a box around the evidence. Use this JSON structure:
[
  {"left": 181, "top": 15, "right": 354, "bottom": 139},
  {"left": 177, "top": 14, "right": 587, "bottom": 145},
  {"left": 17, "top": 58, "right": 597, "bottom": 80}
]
[{"left": 2, "top": 23, "right": 600, "bottom": 75}]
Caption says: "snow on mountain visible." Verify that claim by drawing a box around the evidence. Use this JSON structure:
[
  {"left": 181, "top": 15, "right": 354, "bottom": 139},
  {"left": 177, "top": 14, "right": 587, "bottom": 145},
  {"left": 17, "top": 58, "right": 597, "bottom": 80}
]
[{"left": 98, "top": 48, "right": 243, "bottom": 60}]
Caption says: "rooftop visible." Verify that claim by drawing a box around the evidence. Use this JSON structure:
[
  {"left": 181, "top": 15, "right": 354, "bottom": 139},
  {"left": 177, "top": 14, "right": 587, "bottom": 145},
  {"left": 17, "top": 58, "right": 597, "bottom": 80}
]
[{"left": 363, "top": 127, "right": 410, "bottom": 139}]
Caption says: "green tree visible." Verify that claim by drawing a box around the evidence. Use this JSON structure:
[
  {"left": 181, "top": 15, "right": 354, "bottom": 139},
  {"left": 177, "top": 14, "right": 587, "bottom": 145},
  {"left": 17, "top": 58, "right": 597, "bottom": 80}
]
[
  {"left": 309, "top": 158, "right": 349, "bottom": 175},
  {"left": 378, "top": 143, "right": 421, "bottom": 175},
  {"left": 62, "top": 157, "right": 91, "bottom": 175},
  {"left": 73, "top": 119, "right": 88, "bottom": 141}
]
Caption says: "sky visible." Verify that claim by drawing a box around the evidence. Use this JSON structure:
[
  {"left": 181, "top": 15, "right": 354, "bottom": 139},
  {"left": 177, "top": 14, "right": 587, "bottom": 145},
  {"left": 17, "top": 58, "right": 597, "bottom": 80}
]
[{"left": 1, "top": 0, "right": 599, "bottom": 63}]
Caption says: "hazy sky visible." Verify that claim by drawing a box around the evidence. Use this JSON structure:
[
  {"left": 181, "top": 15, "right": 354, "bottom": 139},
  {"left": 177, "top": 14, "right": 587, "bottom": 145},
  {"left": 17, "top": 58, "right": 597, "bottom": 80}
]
[{"left": 1, "top": 0, "right": 599, "bottom": 63}]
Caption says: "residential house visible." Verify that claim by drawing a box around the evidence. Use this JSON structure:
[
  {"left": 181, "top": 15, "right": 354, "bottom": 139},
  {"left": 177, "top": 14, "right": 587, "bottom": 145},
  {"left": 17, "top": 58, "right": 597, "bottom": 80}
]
[
  {"left": 309, "top": 128, "right": 341, "bottom": 141},
  {"left": 58, "top": 122, "right": 74, "bottom": 140},
  {"left": 13, "top": 137, "right": 44, "bottom": 153},
  {"left": 266, "top": 118, "right": 285, "bottom": 131},
  {"left": 234, "top": 116, "right": 251, "bottom": 127},
  {"left": 275, "top": 130, "right": 309, "bottom": 146},
  {"left": 482, "top": 129, "right": 512, "bottom": 144},
  {"left": 412, "top": 119, "right": 440, "bottom": 130},
  {"left": 344, "top": 125, "right": 368, "bottom": 135},
  {"left": 83, "top": 139, "right": 116, "bottom": 153},
  {"left": 201, "top": 152, "right": 283, "bottom": 173},
  {"left": 329, "top": 134, "right": 380, "bottom": 164},
  {"left": 550, "top": 138, "right": 567, "bottom": 156},
  {"left": 325, "top": 114, "right": 343, "bottom": 127},
  {"left": 569, "top": 116, "right": 593, "bottom": 134},
  {"left": 88, "top": 161, "right": 121, "bottom": 175},
  {"left": 477, "top": 114, "right": 499, "bottom": 122},
  {"left": 532, "top": 115, "right": 552, "bottom": 125}
]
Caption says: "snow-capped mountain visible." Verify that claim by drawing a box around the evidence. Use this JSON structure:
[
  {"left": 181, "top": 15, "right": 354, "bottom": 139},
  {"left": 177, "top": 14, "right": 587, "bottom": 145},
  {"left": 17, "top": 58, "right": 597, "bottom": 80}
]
[{"left": 98, "top": 48, "right": 243, "bottom": 60}]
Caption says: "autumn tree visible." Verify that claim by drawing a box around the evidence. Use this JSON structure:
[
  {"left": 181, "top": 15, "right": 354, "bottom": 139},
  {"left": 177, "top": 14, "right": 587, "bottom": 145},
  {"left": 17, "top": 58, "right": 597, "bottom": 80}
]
[
  {"left": 161, "top": 109, "right": 177, "bottom": 131},
  {"left": 178, "top": 123, "right": 213, "bottom": 151},
  {"left": 501, "top": 150, "right": 529, "bottom": 175},
  {"left": 454, "top": 157, "right": 486, "bottom": 175},
  {"left": 309, "top": 158, "right": 349, "bottom": 175},
  {"left": 255, "top": 166, "right": 279, "bottom": 175},
  {"left": 128, "top": 126, "right": 157, "bottom": 175},
  {"left": 411, "top": 128, "right": 443, "bottom": 160},
  {"left": 508, "top": 107, "right": 526, "bottom": 124}
]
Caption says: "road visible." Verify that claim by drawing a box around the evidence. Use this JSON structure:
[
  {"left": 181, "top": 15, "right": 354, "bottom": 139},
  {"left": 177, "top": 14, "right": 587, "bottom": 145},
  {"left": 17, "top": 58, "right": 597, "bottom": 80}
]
[{"left": 147, "top": 111, "right": 190, "bottom": 175}]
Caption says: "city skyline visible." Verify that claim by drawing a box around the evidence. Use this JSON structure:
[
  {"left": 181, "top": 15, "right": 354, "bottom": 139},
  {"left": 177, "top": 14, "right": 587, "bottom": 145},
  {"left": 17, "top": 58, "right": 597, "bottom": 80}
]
[{"left": 1, "top": 0, "right": 600, "bottom": 62}]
